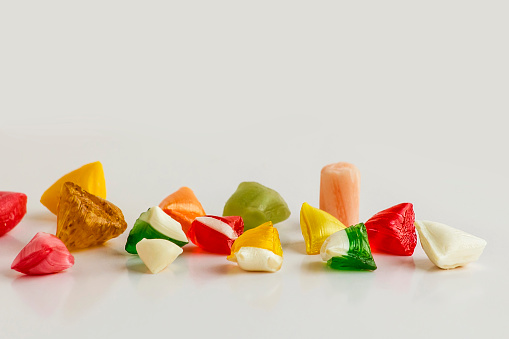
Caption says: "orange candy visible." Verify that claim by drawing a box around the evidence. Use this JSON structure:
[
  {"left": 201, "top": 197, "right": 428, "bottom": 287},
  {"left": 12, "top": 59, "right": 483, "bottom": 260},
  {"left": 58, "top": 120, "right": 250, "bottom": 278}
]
[{"left": 159, "top": 187, "right": 206, "bottom": 235}]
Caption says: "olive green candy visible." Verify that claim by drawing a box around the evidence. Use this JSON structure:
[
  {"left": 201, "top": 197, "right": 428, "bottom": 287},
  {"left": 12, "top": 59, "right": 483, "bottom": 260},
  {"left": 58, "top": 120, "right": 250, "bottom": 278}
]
[{"left": 223, "top": 182, "right": 291, "bottom": 230}]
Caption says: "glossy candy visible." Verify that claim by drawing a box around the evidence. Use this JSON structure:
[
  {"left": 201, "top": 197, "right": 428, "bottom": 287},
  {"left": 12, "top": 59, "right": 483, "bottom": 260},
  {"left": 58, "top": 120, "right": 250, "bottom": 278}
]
[
  {"left": 41, "top": 161, "right": 106, "bottom": 215},
  {"left": 365, "top": 203, "right": 416, "bottom": 256},
  {"left": 415, "top": 220, "right": 487, "bottom": 269},
  {"left": 321, "top": 223, "right": 377, "bottom": 271},
  {"left": 320, "top": 162, "right": 360, "bottom": 227},
  {"left": 188, "top": 215, "right": 244, "bottom": 254},
  {"left": 11, "top": 232, "right": 74, "bottom": 275},
  {"left": 0, "top": 192, "right": 27, "bottom": 236},
  {"left": 57, "top": 182, "right": 127, "bottom": 250},
  {"left": 136, "top": 238, "right": 183, "bottom": 274},
  {"left": 300, "top": 202, "right": 346, "bottom": 255},
  {"left": 125, "top": 206, "right": 188, "bottom": 254},
  {"left": 223, "top": 182, "right": 290, "bottom": 230},
  {"left": 227, "top": 221, "right": 283, "bottom": 272},
  {"left": 159, "top": 187, "right": 206, "bottom": 235}
]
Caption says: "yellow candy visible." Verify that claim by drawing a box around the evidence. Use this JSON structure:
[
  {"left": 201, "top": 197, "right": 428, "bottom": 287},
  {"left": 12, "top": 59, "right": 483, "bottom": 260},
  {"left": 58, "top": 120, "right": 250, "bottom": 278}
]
[
  {"left": 40, "top": 161, "right": 106, "bottom": 215},
  {"left": 227, "top": 222, "right": 283, "bottom": 272},
  {"left": 300, "top": 202, "right": 346, "bottom": 255}
]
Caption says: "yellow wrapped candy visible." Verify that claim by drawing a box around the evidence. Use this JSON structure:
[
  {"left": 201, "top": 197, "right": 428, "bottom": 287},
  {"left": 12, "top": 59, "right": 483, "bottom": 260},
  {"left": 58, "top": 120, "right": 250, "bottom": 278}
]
[
  {"left": 41, "top": 161, "right": 106, "bottom": 215},
  {"left": 227, "top": 222, "right": 283, "bottom": 272},
  {"left": 300, "top": 202, "right": 346, "bottom": 255}
]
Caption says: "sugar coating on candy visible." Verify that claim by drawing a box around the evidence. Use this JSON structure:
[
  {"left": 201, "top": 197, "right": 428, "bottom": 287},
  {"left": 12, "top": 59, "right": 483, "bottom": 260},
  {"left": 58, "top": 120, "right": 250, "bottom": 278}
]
[
  {"left": 188, "top": 215, "right": 244, "bottom": 254},
  {"left": 320, "top": 223, "right": 377, "bottom": 271},
  {"left": 41, "top": 161, "right": 106, "bottom": 215},
  {"left": 320, "top": 162, "right": 360, "bottom": 227},
  {"left": 159, "top": 187, "right": 206, "bottom": 235},
  {"left": 300, "top": 202, "right": 346, "bottom": 255},
  {"left": 365, "top": 202, "right": 416, "bottom": 256},
  {"left": 0, "top": 191, "right": 27, "bottom": 237},
  {"left": 125, "top": 206, "right": 188, "bottom": 254},
  {"left": 227, "top": 221, "right": 283, "bottom": 272},
  {"left": 11, "top": 232, "right": 74, "bottom": 275},
  {"left": 136, "top": 238, "right": 183, "bottom": 274},
  {"left": 415, "top": 220, "right": 487, "bottom": 269},
  {"left": 223, "top": 182, "right": 290, "bottom": 230},
  {"left": 57, "top": 182, "right": 127, "bottom": 250}
]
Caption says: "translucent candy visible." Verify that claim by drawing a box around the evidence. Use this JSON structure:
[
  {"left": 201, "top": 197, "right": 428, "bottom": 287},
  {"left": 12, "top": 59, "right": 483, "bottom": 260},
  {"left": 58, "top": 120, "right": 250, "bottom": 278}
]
[
  {"left": 136, "top": 238, "right": 183, "bottom": 274},
  {"left": 227, "top": 222, "right": 283, "bottom": 272},
  {"left": 11, "top": 232, "right": 74, "bottom": 275},
  {"left": 188, "top": 215, "right": 244, "bottom": 254},
  {"left": 320, "top": 223, "right": 377, "bottom": 271},
  {"left": 41, "top": 161, "right": 106, "bottom": 215},
  {"left": 415, "top": 220, "right": 487, "bottom": 269},
  {"left": 0, "top": 191, "right": 27, "bottom": 237},
  {"left": 159, "top": 187, "right": 206, "bottom": 235},
  {"left": 125, "top": 206, "right": 188, "bottom": 254},
  {"left": 365, "top": 203, "right": 416, "bottom": 256},
  {"left": 223, "top": 182, "right": 290, "bottom": 230},
  {"left": 320, "top": 162, "right": 360, "bottom": 227},
  {"left": 300, "top": 202, "right": 346, "bottom": 255},
  {"left": 57, "top": 182, "right": 127, "bottom": 250}
]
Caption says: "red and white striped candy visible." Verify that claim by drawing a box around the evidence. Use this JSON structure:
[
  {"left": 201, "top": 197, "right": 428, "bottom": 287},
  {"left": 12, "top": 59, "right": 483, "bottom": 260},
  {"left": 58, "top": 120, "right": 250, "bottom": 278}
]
[{"left": 188, "top": 215, "right": 244, "bottom": 254}]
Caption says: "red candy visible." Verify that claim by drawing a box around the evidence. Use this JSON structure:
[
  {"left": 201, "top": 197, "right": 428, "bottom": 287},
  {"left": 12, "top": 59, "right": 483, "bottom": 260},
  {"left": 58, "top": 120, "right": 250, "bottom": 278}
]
[
  {"left": 0, "top": 191, "right": 27, "bottom": 236},
  {"left": 365, "top": 202, "right": 416, "bottom": 256},
  {"left": 188, "top": 215, "right": 244, "bottom": 254}
]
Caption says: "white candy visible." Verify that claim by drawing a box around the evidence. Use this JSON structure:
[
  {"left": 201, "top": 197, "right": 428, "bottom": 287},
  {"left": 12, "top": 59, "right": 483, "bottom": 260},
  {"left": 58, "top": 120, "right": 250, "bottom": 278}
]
[
  {"left": 136, "top": 238, "right": 183, "bottom": 274},
  {"left": 415, "top": 220, "right": 487, "bottom": 269},
  {"left": 320, "top": 230, "right": 350, "bottom": 262},
  {"left": 139, "top": 206, "right": 187, "bottom": 243},
  {"left": 229, "top": 247, "right": 283, "bottom": 272}
]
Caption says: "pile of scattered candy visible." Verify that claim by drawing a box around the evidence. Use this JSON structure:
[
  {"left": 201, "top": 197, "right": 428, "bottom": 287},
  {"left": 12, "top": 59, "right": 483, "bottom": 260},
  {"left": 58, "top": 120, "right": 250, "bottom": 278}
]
[{"left": 2, "top": 161, "right": 487, "bottom": 276}]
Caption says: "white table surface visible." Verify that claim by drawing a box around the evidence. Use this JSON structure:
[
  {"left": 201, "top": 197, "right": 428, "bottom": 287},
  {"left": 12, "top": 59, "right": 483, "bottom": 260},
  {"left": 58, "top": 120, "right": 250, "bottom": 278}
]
[{"left": 1, "top": 2, "right": 508, "bottom": 338}]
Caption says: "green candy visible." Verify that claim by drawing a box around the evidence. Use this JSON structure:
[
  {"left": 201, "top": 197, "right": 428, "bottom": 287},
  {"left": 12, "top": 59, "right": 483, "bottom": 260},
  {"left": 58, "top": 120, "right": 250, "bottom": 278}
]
[
  {"left": 223, "top": 182, "right": 291, "bottom": 230},
  {"left": 125, "top": 206, "right": 188, "bottom": 254},
  {"left": 321, "top": 223, "right": 377, "bottom": 271}
]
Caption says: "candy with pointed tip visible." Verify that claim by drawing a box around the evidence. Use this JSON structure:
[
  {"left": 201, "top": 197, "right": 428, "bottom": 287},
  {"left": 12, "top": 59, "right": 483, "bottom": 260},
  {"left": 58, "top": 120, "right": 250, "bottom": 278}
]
[
  {"left": 415, "top": 220, "right": 487, "bottom": 269},
  {"left": 223, "top": 182, "right": 290, "bottom": 230},
  {"left": 321, "top": 223, "right": 377, "bottom": 271},
  {"left": 320, "top": 162, "right": 360, "bottom": 227},
  {"left": 136, "top": 238, "right": 183, "bottom": 274},
  {"left": 365, "top": 202, "right": 416, "bottom": 256},
  {"left": 159, "top": 187, "right": 206, "bottom": 235},
  {"left": 41, "top": 161, "right": 106, "bottom": 215},
  {"left": 300, "top": 202, "right": 346, "bottom": 255},
  {"left": 0, "top": 192, "right": 27, "bottom": 236},
  {"left": 125, "top": 206, "right": 188, "bottom": 254},
  {"left": 11, "top": 232, "right": 74, "bottom": 275},
  {"left": 188, "top": 215, "right": 244, "bottom": 254},
  {"left": 57, "top": 182, "right": 127, "bottom": 250},
  {"left": 227, "top": 222, "right": 283, "bottom": 272}
]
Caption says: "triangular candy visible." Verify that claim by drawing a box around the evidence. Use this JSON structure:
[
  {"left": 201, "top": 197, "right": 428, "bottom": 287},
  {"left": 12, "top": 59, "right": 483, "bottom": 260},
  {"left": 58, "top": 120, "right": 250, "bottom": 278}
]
[
  {"left": 125, "top": 206, "right": 188, "bottom": 254},
  {"left": 320, "top": 223, "right": 377, "bottom": 271},
  {"left": 159, "top": 187, "right": 206, "bottom": 235},
  {"left": 57, "top": 182, "right": 127, "bottom": 250},
  {"left": 365, "top": 202, "right": 416, "bottom": 256},
  {"left": 415, "top": 220, "right": 487, "bottom": 269},
  {"left": 0, "top": 191, "right": 27, "bottom": 236},
  {"left": 300, "top": 202, "right": 346, "bottom": 255},
  {"left": 136, "top": 238, "right": 183, "bottom": 274},
  {"left": 188, "top": 215, "right": 244, "bottom": 254}
]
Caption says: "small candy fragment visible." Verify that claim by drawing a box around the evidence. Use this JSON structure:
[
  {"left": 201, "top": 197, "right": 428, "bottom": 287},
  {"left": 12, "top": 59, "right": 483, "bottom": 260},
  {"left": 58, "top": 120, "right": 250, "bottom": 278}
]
[
  {"left": 57, "top": 182, "right": 127, "bottom": 250},
  {"left": 41, "top": 161, "right": 107, "bottom": 215},
  {"left": 415, "top": 220, "right": 487, "bottom": 269},
  {"left": 188, "top": 215, "right": 244, "bottom": 254},
  {"left": 365, "top": 202, "right": 416, "bottom": 256},
  {"left": 223, "top": 182, "right": 291, "bottom": 230},
  {"left": 136, "top": 238, "right": 183, "bottom": 274},
  {"left": 300, "top": 202, "right": 346, "bottom": 255},
  {"left": 11, "top": 232, "right": 74, "bottom": 275},
  {"left": 227, "top": 221, "right": 283, "bottom": 272},
  {"left": 0, "top": 192, "right": 27, "bottom": 236},
  {"left": 320, "top": 162, "right": 360, "bottom": 227},
  {"left": 125, "top": 206, "right": 188, "bottom": 254},
  {"left": 159, "top": 187, "right": 206, "bottom": 235},
  {"left": 320, "top": 223, "right": 377, "bottom": 271}
]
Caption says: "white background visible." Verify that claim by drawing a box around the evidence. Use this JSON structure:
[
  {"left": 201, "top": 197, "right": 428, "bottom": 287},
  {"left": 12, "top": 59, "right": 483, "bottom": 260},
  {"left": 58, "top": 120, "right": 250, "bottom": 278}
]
[{"left": 1, "top": 1, "right": 508, "bottom": 338}]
